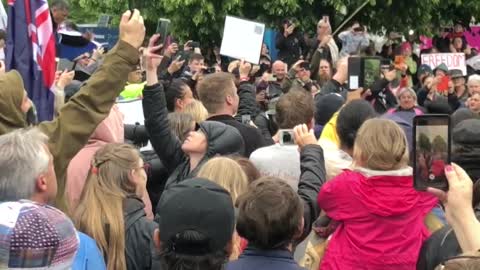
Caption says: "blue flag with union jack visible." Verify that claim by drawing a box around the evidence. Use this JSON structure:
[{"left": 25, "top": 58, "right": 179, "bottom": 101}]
[{"left": 6, "top": 0, "right": 56, "bottom": 121}]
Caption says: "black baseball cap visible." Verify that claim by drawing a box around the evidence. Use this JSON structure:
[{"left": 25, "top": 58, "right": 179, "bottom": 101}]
[{"left": 157, "top": 178, "right": 235, "bottom": 255}]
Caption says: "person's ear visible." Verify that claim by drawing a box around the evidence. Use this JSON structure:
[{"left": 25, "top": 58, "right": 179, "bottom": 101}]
[
  {"left": 36, "top": 174, "right": 48, "bottom": 193},
  {"left": 128, "top": 169, "right": 137, "bottom": 185},
  {"left": 153, "top": 229, "right": 161, "bottom": 251},
  {"left": 293, "top": 217, "right": 305, "bottom": 240},
  {"left": 226, "top": 95, "right": 234, "bottom": 106},
  {"left": 176, "top": 98, "right": 184, "bottom": 111},
  {"left": 307, "top": 118, "right": 314, "bottom": 130}
]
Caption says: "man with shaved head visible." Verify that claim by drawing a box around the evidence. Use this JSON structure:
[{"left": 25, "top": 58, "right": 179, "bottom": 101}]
[{"left": 267, "top": 60, "right": 288, "bottom": 100}]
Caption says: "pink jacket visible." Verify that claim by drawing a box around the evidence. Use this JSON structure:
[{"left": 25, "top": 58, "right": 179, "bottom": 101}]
[
  {"left": 318, "top": 168, "right": 438, "bottom": 270},
  {"left": 66, "top": 105, "right": 153, "bottom": 219}
]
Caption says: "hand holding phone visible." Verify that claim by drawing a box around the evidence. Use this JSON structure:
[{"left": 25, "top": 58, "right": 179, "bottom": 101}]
[
  {"left": 414, "top": 115, "right": 451, "bottom": 191},
  {"left": 292, "top": 124, "right": 317, "bottom": 149}
]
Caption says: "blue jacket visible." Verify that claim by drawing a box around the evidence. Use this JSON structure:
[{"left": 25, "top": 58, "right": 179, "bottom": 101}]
[
  {"left": 226, "top": 247, "right": 306, "bottom": 270},
  {"left": 73, "top": 232, "right": 107, "bottom": 270}
]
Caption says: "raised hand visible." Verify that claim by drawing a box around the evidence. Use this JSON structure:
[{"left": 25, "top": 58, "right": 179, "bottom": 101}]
[
  {"left": 56, "top": 70, "right": 75, "bottom": 89},
  {"left": 145, "top": 34, "right": 164, "bottom": 72},
  {"left": 119, "top": 9, "right": 146, "bottom": 49},
  {"left": 293, "top": 124, "right": 317, "bottom": 150},
  {"left": 167, "top": 56, "right": 186, "bottom": 75}
]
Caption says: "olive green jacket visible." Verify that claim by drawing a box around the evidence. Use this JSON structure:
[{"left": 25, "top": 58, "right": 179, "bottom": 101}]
[{"left": 0, "top": 40, "right": 139, "bottom": 211}]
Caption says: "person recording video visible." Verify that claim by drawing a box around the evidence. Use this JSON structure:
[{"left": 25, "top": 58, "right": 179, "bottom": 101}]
[{"left": 338, "top": 22, "right": 370, "bottom": 56}]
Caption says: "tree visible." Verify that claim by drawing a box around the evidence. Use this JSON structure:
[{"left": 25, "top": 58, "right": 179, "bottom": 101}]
[
  {"left": 67, "top": 0, "right": 479, "bottom": 46},
  {"left": 432, "top": 135, "right": 447, "bottom": 154},
  {"left": 418, "top": 133, "right": 432, "bottom": 152}
]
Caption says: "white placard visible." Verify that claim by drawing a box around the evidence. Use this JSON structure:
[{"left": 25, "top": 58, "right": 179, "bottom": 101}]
[
  {"left": 466, "top": 55, "right": 480, "bottom": 71},
  {"left": 117, "top": 98, "right": 153, "bottom": 151},
  {"left": 220, "top": 16, "right": 265, "bottom": 64},
  {"left": 117, "top": 98, "right": 144, "bottom": 125},
  {"left": 421, "top": 53, "right": 466, "bottom": 75}
]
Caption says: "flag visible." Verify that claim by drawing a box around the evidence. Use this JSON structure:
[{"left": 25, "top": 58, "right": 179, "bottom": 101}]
[
  {"left": 0, "top": 2, "right": 7, "bottom": 30},
  {"left": 6, "top": 0, "right": 56, "bottom": 121}
]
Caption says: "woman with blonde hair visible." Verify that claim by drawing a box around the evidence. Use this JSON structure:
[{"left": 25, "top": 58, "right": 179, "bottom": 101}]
[
  {"left": 197, "top": 156, "right": 249, "bottom": 202},
  {"left": 74, "top": 143, "right": 157, "bottom": 270},
  {"left": 183, "top": 99, "right": 209, "bottom": 123},
  {"left": 197, "top": 156, "right": 249, "bottom": 260},
  {"left": 317, "top": 118, "right": 438, "bottom": 270}
]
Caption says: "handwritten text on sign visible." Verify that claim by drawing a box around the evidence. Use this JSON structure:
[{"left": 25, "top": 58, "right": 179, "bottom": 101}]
[{"left": 421, "top": 53, "right": 466, "bottom": 75}]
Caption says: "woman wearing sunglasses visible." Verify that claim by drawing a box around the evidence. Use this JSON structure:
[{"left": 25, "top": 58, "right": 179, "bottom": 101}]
[
  {"left": 74, "top": 143, "right": 157, "bottom": 270},
  {"left": 141, "top": 35, "right": 245, "bottom": 208}
]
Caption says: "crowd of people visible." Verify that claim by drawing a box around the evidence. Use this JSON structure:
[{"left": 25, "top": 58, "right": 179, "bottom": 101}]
[{"left": 1, "top": 1, "right": 480, "bottom": 270}]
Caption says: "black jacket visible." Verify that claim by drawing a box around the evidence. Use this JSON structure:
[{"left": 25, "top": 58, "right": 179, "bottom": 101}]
[
  {"left": 254, "top": 112, "right": 277, "bottom": 144},
  {"left": 208, "top": 114, "right": 266, "bottom": 157},
  {"left": 124, "top": 197, "right": 159, "bottom": 270},
  {"left": 417, "top": 208, "right": 480, "bottom": 270},
  {"left": 320, "top": 79, "right": 348, "bottom": 98},
  {"left": 366, "top": 78, "right": 397, "bottom": 114},
  {"left": 298, "top": 144, "right": 326, "bottom": 242},
  {"left": 276, "top": 30, "right": 308, "bottom": 67},
  {"left": 235, "top": 81, "right": 260, "bottom": 121},
  {"left": 141, "top": 150, "right": 169, "bottom": 208},
  {"left": 142, "top": 84, "right": 245, "bottom": 209}
]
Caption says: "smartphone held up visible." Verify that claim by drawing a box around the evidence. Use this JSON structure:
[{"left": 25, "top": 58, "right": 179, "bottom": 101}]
[
  {"left": 413, "top": 115, "right": 451, "bottom": 191},
  {"left": 348, "top": 57, "right": 381, "bottom": 91}
]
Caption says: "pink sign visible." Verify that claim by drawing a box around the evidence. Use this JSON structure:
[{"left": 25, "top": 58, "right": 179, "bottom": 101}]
[{"left": 420, "top": 26, "right": 480, "bottom": 50}]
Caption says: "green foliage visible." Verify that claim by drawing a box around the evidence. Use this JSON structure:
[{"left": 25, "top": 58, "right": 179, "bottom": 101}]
[
  {"left": 67, "top": 0, "right": 479, "bottom": 46},
  {"left": 418, "top": 133, "right": 432, "bottom": 152},
  {"left": 432, "top": 135, "right": 447, "bottom": 153}
]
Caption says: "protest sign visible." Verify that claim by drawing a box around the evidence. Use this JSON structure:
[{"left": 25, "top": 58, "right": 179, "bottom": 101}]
[
  {"left": 466, "top": 55, "right": 480, "bottom": 71},
  {"left": 421, "top": 53, "right": 466, "bottom": 75},
  {"left": 220, "top": 16, "right": 265, "bottom": 64}
]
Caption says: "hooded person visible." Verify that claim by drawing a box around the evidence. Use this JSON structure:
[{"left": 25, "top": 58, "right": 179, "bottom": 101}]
[
  {"left": 451, "top": 108, "right": 479, "bottom": 127},
  {"left": 141, "top": 81, "right": 245, "bottom": 214},
  {"left": 66, "top": 105, "right": 153, "bottom": 219},
  {"left": 451, "top": 119, "right": 480, "bottom": 182},
  {"left": 0, "top": 16, "right": 144, "bottom": 211}
]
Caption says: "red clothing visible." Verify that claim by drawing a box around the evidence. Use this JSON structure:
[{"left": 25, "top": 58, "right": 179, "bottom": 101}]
[
  {"left": 431, "top": 159, "right": 446, "bottom": 177},
  {"left": 318, "top": 169, "right": 438, "bottom": 270}
]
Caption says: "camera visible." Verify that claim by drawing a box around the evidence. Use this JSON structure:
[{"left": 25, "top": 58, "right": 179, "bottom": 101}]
[
  {"left": 204, "top": 66, "right": 217, "bottom": 74},
  {"left": 188, "top": 41, "right": 200, "bottom": 48},
  {"left": 353, "top": 26, "right": 365, "bottom": 32},
  {"left": 278, "top": 129, "right": 295, "bottom": 145},
  {"left": 124, "top": 123, "right": 149, "bottom": 148},
  {"left": 241, "top": 115, "right": 251, "bottom": 125}
]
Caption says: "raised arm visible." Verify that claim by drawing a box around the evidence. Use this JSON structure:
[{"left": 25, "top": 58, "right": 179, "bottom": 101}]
[
  {"left": 294, "top": 124, "right": 326, "bottom": 242},
  {"left": 38, "top": 10, "right": 145, "bottom": 208},
  {"left": 143, "top": 34, "right": 187, "bottom": 174},
  {"left": 235, "top": 60, "right": 258, "bottom": 120}
]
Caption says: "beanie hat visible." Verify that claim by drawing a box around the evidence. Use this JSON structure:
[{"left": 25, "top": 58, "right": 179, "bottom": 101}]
[
  {"left": 0, "top": 200, "right": 79, "bottom": 269},
  {"left": 157, "top": 178, "right": 235, "bottom": 255}
]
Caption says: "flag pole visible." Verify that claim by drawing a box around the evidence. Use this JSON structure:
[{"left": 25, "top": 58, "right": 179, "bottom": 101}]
[{"left": 332, "top": 0, "right": 371, "bottom": 36}]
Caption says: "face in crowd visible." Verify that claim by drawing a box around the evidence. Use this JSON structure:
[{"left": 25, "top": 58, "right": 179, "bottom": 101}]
[
  {"left": 52, "top": 6, "right": 69, "bottom": 25},
  {"left": 318, "top": 59, "right": 331, "bottom": 78},
  {"left": 468, "top": 78, "right": 480, "bottom": 96},
  {"left": 189, "top": 59, "right": 205, "bottom": 74},
  {"left": 468, "top": 93, "right": 480, "bottom": 114},
  {"left": 272, "top": 61, "right": 287, "bottom": 81},
  {"left": 398, "top": 90, "right": 416, "bottom": 110}
]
